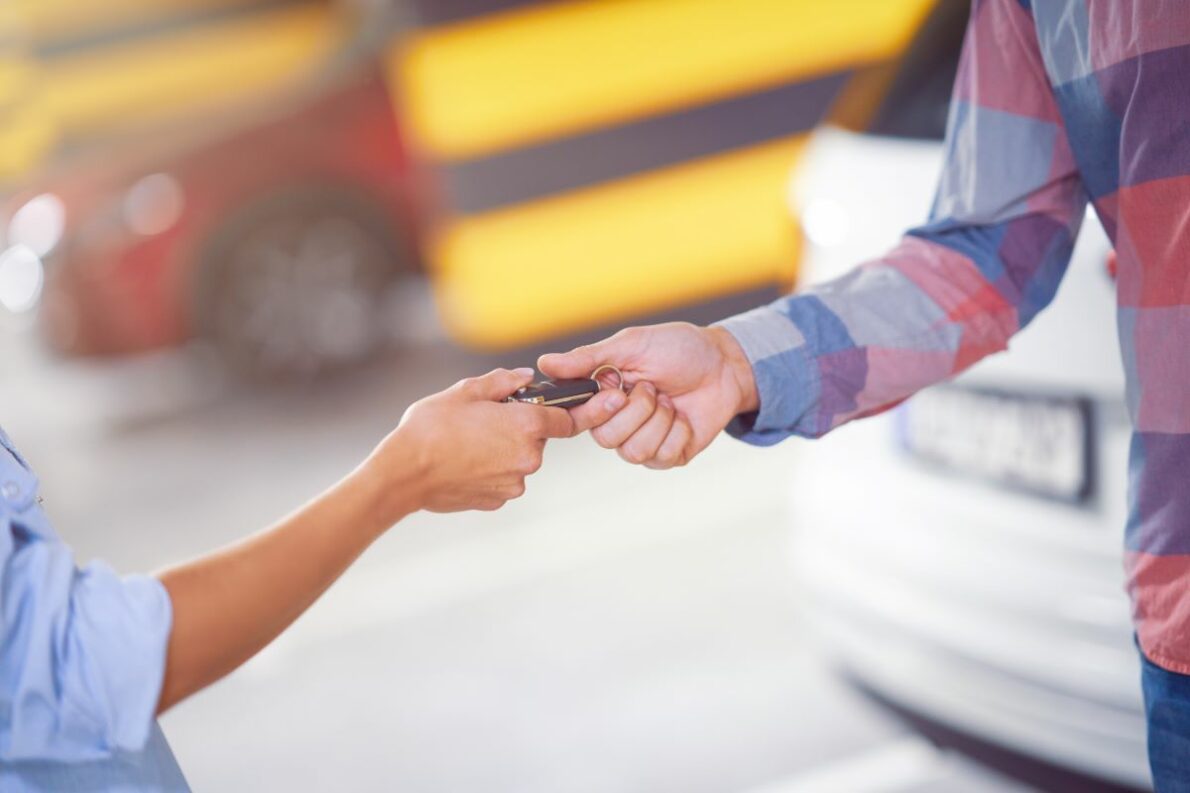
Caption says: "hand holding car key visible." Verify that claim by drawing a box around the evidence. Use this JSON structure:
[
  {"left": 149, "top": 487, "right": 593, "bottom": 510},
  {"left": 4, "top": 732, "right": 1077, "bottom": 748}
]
[
  {"left": 504, "top": 365, "right": 625, "bottom": 407},
  {"left": 506, "top": 349, "right": 689, "bottom": 467}
]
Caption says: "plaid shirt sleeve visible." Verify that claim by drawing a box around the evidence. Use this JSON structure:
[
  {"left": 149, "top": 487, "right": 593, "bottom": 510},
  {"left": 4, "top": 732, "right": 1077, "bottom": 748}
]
[{"left": 718, "top": 0, "right": 1087, "bottom": 445}]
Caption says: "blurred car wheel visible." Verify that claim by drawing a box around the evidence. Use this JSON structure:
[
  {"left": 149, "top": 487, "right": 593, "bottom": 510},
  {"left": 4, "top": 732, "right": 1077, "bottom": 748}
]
[{"left": 196, "top": 189, "right": 407, "bottom": 379}]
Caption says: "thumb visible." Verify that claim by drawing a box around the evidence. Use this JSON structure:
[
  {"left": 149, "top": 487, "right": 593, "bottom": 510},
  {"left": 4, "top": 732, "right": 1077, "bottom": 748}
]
[
  {"left": 463, "top": 367, "right": 536, "bottom": 401},
  {"left": 538, "top": 333, "right": 633, "bottom": 380}
]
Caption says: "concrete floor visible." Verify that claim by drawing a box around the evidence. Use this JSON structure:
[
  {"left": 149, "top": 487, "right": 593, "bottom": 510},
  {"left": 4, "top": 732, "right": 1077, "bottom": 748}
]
[{"left": 0, "top": 325, "right": 1034, "bottom": 792}]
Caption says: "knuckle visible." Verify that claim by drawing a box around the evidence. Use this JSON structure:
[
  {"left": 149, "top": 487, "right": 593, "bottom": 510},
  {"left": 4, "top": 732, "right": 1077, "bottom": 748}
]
[
  {"left": 628, "top": 383, "right": 655, "bottom": 407},
  {"left": 655, "top": 445, "right": 682, "bottom": 467},
  {"left": 592, "top": 429, "right": 618, "bottom": 450},
  {"left": 553, "top": 416, "right": 576, "bottom": 439},
  {"left": 516, "top": 408, "right": 545, "bottom": 433},
  {"left": 618, "top": 446, "right": 646, "bottom": 465},
  {"left": 520, "top": 451, "right": 543, "bottom": 474}
]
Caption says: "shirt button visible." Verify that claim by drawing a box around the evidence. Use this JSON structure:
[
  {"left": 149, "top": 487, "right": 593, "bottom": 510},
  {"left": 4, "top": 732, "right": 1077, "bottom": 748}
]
[{"left": 2, "top": 481, "right": 20, "bottom": 502}]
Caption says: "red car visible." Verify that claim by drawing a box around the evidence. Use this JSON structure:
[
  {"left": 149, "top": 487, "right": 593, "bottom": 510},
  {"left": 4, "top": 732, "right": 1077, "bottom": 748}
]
[{"left": 11, "top": 67, "right": 424, "bottom": 376}]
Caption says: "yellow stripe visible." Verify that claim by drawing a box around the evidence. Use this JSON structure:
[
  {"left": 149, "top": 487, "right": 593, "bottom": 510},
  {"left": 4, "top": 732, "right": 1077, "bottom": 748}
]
[
  {"left": 0, "top": 102, "right": 57, "bottom": 182},
  {"left": 40, "top": 5, "right": 342, "bottom": 137},
  {"left": 0, "top": 6, "right": 25, "bottom": 39},
  {"left": 0, "top": 52, "right": 53, "bottom": 182},
  {"left": 0, "top": 57, "right": 36, "bottom": 106},
  {"left": 12, "top": 0, "right": 275, "bottom": 48},
  {"left": 432, "top": 136, "right": 806, "bottom": 349},
  {"left": 395, "top": 0, "right": 933, "bottom": 160}
]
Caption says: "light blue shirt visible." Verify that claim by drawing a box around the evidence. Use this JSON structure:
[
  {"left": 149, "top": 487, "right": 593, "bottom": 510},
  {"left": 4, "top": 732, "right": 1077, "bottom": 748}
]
[{"left": 0, "top": 426, "right": 189, "bottom": 791}]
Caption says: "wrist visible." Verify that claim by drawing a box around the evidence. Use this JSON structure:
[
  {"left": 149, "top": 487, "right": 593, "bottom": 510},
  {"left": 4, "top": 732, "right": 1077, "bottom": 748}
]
[
  {"left": 352, "top": 442, "right": 427, "bottom": 531},
  {"left": 707, "top": 325, "right": 759, "bottom": 416}
]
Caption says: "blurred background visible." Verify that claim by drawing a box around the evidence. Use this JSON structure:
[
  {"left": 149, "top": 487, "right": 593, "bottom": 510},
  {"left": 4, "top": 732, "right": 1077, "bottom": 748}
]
[{"left": 0, "top": 1, "right": 1149, "bottom": 791}]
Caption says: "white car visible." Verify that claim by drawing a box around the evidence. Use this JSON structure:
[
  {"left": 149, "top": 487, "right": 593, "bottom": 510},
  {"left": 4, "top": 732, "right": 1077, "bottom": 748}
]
[{"left": 787, "top": 3, "right": 1147, "bottom": 790}]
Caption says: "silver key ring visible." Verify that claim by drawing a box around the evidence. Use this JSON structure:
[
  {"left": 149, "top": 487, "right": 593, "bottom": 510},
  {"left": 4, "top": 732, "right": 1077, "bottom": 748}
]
[{"left": 590, "top": 364, "right": 625, "bottom": 392}]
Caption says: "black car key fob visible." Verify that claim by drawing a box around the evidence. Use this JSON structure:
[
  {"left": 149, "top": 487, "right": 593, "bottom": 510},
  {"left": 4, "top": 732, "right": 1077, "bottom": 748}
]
[
  {"left": 505, "top": 378, "right": 600, "bottom": 407},
  {"left": 504, "top": 365, "right": 624, "bottom": 408}
]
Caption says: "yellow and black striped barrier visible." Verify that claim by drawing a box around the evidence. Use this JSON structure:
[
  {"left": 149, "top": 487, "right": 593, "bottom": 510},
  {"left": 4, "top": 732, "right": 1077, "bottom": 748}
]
[
  {"left": 5, "top": 0, "right": 935, "bottom": 352},
  {"left": 2, "top": 0, "right": 344, "bottom": 184},
  {"left": 392, "top": 0, "right": 935, "bottom": 349}
]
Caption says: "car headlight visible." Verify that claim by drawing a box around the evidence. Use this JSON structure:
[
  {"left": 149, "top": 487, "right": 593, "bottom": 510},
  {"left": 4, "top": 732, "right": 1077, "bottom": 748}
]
[
  {"left": 6, "top": 193, "right": 66, "bottom": 257},
  {"left": 800, "top": 196, "right": 850, "bottom": 250},
  {"left": 0, "top": 245, "right": 45, "bottom": 313},
  {"left": 123, "top": 173, "right": 185, "bottom": 237}
]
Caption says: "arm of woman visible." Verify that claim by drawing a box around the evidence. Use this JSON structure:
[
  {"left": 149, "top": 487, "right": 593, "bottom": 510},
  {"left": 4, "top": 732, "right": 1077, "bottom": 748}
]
[{"left": 155, "top": 368, "right": 625, "bottom": 712}]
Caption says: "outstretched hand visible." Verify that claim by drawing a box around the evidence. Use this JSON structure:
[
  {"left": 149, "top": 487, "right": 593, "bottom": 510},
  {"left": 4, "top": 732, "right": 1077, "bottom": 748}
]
[
  {"left": 367, "top": 368, "right": 626, "bottom": 514},
  {"left": 539, "top": 323, "right": 758, "bottom": 468}
]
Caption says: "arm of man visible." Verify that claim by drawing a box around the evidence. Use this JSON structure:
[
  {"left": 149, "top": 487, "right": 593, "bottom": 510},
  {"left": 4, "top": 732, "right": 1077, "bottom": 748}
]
[
  {"left": 0, "top": 369, "right": 622, "bottom": 761},
  {"left": 542, "top": 0, "right": 1087, "bottom": 465}
]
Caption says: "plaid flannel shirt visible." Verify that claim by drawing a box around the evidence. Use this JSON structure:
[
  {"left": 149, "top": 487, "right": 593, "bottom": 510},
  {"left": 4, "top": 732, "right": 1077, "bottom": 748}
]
[{"left": 720, "top": 0, "right": 1190, "bottom": 673}]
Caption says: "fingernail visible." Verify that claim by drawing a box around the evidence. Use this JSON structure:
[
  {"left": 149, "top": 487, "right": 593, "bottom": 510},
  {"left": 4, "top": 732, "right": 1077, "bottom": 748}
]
[
  {"left": 514, "top": 367, "right": 535, "bottom": 377},
  {"left": 606, "top": 392, "right": 627, "bottom": 411}
]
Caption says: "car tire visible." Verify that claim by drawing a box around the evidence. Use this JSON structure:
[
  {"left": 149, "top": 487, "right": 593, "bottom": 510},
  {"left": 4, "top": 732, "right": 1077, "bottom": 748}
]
[{"left": 195, "top": 189, "right": 408, "bottom": 380}]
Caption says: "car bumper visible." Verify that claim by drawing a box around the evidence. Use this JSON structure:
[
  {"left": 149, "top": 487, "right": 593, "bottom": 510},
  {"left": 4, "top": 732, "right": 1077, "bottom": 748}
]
[{"left": 788, "top": 408, "right": 1150, "bottom": 789}]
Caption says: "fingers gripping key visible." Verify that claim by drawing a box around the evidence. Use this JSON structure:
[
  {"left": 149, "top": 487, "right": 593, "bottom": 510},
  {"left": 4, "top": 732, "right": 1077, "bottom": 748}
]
[{"left": 504, "top": 365, "right": 624, "bottom": 408}]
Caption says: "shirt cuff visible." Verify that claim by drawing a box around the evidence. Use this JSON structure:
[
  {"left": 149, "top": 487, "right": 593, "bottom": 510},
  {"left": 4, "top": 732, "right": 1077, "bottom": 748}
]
[
  {"left": 714, "top": 304, "right": 821, "bottom": 445},
  {"left": 69, "top": 566, "right": 173, "bottom": 755}
]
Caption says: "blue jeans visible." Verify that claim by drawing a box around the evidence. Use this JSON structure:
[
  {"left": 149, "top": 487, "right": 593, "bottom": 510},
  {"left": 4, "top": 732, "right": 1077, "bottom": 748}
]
[{"left": 1142, "top": 649, "right": 1190, "bottom": 792}]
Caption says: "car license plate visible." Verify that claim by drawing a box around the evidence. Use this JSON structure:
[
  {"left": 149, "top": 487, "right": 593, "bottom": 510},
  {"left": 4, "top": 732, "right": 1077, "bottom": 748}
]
[{"left": 894, "top": 386, "right": 1092, "bottom": 502}]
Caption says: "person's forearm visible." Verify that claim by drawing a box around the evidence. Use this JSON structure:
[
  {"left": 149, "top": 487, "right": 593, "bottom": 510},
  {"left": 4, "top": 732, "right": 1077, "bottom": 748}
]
[{"left": 155, "top": 462, "right": 419, "bottom": 712}]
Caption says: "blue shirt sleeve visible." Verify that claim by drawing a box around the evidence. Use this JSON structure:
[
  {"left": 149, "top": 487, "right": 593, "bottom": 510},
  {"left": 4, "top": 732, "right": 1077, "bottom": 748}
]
[{"left": 0, "top": 443, "right": 172, "bottom": 763}]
